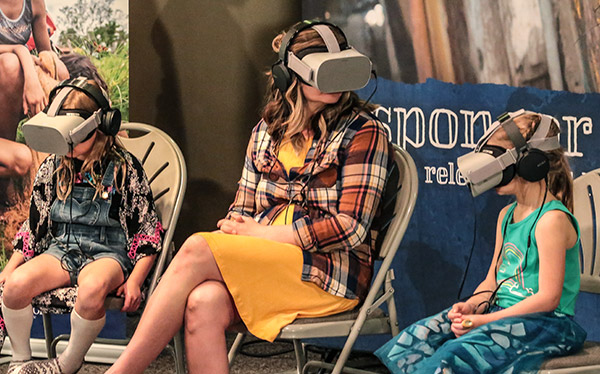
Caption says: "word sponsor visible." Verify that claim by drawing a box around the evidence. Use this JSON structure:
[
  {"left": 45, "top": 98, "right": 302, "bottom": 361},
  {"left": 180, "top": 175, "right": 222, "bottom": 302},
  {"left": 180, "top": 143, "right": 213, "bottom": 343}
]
[{"left": 375, "top": 107, "right": 593, "bottom": 185}]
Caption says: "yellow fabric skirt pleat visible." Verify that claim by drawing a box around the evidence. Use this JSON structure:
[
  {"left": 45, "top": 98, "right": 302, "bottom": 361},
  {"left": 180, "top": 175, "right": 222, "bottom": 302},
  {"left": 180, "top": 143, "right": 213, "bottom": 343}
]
[{"left": 197, "top": 232, "right": 358, "bottom": 342}]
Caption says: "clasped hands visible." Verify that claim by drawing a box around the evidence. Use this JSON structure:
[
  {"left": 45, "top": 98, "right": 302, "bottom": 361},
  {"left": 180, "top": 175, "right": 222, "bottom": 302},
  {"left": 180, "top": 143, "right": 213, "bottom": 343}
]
[
  {"left": 216, "top": 212, "right": 266, "bottom": 237},
  {"left": 448, "top": 302, "right": 488, "bottom": 337}
]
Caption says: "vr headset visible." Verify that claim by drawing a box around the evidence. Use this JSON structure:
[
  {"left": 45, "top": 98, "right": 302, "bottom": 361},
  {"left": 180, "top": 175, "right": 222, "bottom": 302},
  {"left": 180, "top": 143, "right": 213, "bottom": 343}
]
[
  {"left": 456, "top": 109, "right": 560, "bottom": 197},
  {"left": 22, "top": 77, "right": 121, "bottom": 155},
  {"left": 271, "top": 20, "right": 372, "bottom": 93}
]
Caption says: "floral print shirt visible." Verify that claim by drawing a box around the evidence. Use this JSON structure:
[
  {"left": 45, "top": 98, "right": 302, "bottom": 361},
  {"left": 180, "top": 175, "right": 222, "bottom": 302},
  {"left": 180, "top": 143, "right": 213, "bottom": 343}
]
[{"left": 13, "top": 147, "right": 162, "bottom": 265}]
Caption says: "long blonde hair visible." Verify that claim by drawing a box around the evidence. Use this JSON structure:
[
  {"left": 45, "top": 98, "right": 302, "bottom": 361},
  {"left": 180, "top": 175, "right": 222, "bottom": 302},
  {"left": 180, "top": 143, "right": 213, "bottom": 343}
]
[
  {"left": 491, "top": 113, "right": 574, "bottom": 211},
  {"left": 55, "top": 80, "right": 126, "bottom": 200},
  {"left": 263, "top": 23, "right": 375, "bottom": 152}
]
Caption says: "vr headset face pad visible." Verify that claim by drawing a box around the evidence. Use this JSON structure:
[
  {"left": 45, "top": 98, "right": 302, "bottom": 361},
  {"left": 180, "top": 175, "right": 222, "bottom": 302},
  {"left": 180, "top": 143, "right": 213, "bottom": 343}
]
[{"left": 479, "top": 144, "right": 516, "bottom": 187}]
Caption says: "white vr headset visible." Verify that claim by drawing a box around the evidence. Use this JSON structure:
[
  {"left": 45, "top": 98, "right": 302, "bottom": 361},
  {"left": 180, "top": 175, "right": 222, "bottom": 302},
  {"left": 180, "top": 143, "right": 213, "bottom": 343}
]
[
  {"left": 272, "top": 21, "right": 372, "bottom": 93},
  {"left": 22, "top": 77, "right": 121, "bottom": 155},
  {"left": 456, "top": 109, "right": 561, "bottom": 197}
]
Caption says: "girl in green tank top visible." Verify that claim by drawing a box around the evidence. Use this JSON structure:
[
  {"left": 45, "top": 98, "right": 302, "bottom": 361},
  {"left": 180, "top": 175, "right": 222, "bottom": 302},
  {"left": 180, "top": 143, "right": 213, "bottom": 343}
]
[{"left": 376, "top": 110, "right": 586, "bottom": 374}]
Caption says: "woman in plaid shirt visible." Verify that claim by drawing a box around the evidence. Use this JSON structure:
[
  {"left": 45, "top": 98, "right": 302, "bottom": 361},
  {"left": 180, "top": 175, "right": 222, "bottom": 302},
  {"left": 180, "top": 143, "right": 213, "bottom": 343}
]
[{"left": 107, "top": 21, "right": 390, "bottom": 374}]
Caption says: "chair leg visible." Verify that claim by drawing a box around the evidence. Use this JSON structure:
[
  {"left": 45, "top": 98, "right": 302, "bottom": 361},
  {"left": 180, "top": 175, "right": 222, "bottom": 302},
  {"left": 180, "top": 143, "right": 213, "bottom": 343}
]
[
  {"left": 42, "top": 313, "right": 55, "bottom": 358},
  {"left": 292, "top": 339, "right": 306, "bottom": 374},
  {"left": 173, "top": 329, "right": 186, "bottom": 374},
  {"left": 228, "top": 333, "right": 246, "bottom": 365}
]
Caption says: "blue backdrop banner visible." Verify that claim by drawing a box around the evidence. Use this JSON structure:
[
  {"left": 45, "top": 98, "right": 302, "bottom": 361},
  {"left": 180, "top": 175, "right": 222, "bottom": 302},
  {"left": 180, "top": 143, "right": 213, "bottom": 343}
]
[{"left": 338, "top": 78, "right": 600, "bottom": 351}]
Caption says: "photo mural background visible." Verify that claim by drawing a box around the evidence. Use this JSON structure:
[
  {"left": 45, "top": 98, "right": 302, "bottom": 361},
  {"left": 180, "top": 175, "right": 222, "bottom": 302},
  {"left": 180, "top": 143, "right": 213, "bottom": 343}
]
[
  {"left": 303, "top": 0, "right": 600, "bottom": 350},
  {"left": 0, "top": 0, "right": 129, "bottom": 339}
]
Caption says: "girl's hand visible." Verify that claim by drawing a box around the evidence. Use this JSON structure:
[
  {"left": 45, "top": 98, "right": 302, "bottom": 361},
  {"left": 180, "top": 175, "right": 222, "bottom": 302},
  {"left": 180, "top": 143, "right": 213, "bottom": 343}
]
[
  {"left": 447, "top": 302, "right": 476, "bottom": 320},
  {"left": 116, "top": 281, "right": 142, "bottom": 312},
  {"left": 450, "top": 313, "right": 488, "bottom": 337},
  {"left": 217, "top": 213, "right": 266, "bottom": 238},
  {"left": 0, "top": 269, "right": 12, "bottom": 285},
  {"left": 23, "top": 78, "right": 47, "bottom": 116}
]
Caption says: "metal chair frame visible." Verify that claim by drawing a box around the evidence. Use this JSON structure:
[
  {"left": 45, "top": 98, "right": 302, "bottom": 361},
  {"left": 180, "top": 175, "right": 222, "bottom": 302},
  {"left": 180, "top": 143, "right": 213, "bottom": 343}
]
[
  {"left": 226, "top": 144, "right": 419, "bottom": 374},
  {"left": 539, "top": 169, "right": 600, "bottom": 373},
  {"left": 40, "top": 122, "right": 187, "bottom": 373}
]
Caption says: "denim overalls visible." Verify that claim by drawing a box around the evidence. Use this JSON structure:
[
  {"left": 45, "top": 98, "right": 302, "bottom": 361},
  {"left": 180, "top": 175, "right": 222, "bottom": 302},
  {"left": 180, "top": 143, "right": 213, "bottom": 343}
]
[{"left": 45, "top": 160, "right": 132, "bottom": 284}]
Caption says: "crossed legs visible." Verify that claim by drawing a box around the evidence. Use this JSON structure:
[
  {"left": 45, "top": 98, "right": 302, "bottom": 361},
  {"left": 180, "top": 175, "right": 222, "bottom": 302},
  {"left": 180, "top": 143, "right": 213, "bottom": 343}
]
[{"left": 107, "top": 234, "right": 239, "bottom": 374}]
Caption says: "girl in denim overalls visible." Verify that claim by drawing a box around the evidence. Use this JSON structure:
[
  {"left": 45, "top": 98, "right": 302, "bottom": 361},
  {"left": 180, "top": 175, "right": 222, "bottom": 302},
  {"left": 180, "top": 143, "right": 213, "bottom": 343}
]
[{"left": 0, "top": 79, "right": 162, "bottom": 374}]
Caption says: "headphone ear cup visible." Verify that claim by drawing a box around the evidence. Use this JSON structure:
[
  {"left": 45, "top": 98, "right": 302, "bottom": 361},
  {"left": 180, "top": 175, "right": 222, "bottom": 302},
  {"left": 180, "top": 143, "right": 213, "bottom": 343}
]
[
  {"left": 99, "top": 109, "right": 121, "bottom": 136},
  {"left": 517, "top": 149, "right": 549, "bottom": 182},
  {"left": 271, "top": 61, "right": 292, "bottom": 93}
]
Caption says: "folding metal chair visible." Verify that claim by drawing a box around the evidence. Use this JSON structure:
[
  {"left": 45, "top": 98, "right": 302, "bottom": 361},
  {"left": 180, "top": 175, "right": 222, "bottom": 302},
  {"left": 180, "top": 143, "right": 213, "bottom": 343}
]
[
  {"left": 539, "top": 169, "right": 600, "bottom": 373},
  {"left": 36, "top": 122, "right": 187, "bottom": 371},
  {"left": 227, "top": 144, "right": 419, "bottom": 374}
]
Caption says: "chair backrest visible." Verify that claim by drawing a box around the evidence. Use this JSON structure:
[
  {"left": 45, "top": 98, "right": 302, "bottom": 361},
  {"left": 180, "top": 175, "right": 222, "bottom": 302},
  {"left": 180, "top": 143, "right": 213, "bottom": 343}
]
[
  {"left": 573, "top": 169, "right": 600, "bottom": 293},
  {"left": 118, "top": 122, "right": 187, "bottom": 294},
  {"left": 376, "top": 144, "right": 419, "bottom": 260}
]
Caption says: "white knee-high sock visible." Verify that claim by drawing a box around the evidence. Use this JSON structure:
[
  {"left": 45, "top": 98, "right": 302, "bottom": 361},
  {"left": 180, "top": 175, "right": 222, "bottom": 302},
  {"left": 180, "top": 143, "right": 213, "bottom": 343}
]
[
  {"left": 2, "top": 303, "right": 33, "bottom": 361},
  {"left": 58, "top": 310, "right": 105, "bottom": 373}
]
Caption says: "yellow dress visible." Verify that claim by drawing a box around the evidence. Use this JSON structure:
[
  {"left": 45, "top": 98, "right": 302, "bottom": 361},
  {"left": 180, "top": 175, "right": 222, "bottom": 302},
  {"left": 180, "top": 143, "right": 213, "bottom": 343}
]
[{"left": 197, "top": 137, "right": 358, "bottom": 342}]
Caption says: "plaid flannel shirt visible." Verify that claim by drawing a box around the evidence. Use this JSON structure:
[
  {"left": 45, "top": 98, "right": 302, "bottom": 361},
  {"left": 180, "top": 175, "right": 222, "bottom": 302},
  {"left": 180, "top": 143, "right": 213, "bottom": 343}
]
[{"left": 228, "top": 114, "right": 390, "bottom": 300}]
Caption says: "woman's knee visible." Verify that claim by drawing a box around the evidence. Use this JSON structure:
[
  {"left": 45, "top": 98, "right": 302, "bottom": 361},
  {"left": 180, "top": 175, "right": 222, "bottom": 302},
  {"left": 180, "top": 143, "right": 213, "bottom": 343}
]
[
  {"left": 185, "top": 283, "right": 233, "bottom": 333},
  {"left": 0, "top": 54, "right": 23, "bottom": 84},
  {"left": 171, "top": 235, "right": 212, "bottom": 269}
]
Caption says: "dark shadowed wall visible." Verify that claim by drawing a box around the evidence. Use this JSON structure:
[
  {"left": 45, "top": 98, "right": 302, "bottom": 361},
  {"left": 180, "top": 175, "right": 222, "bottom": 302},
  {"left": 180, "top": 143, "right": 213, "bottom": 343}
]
[{"left": 129, "top": 1, "right": 302, "bottom": 246}]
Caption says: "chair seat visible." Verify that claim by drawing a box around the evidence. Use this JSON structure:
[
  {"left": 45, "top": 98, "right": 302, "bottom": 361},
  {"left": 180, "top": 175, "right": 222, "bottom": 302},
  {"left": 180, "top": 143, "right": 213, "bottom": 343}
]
[
  {"left": 279, "top": 308, "right": 390, "bottom": 340},
  {"left": 540, "top": 341, "right": 600, "bottom": 371}
]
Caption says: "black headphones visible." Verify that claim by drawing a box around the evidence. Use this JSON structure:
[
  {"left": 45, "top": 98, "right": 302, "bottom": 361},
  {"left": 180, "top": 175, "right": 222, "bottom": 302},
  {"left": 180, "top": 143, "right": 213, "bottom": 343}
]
[
  {"left": 47, "top": 77, "right": 121, "bottom": 136},
  {"left": 271, "top": 20, "right": 349, "bottom": 93},
  {"left": 483, "top": 112, "right": 550, "bottom": 186}
]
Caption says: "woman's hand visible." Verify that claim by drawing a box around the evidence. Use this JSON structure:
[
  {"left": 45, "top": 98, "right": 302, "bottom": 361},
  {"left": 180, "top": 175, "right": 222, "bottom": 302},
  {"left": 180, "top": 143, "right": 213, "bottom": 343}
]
[
  {"left": 217, "top": 213, "right": 267, "bottom": 238},
  {"left": 116, "top": 280, "right": 142, "bottom": 312}
]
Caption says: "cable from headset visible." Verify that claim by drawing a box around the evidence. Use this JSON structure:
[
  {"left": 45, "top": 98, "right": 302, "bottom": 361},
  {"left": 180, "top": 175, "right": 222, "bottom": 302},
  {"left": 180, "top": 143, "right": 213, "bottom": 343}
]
[
  {"left": 481, "top": 176, "right": 550, "bottom": 312},
  {"left": 456, "top": 193, "right": 479, "bottom": 300},
  {"left": 60, "top": 143, "right": 93, "bottom": 275}
]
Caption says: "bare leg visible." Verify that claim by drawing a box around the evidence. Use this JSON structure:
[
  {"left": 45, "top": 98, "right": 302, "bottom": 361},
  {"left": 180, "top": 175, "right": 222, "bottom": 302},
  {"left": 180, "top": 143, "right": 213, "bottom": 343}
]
[
  {"left": 184, "top": 281, "right": 239, "bottom": 374},
  {"left": 3, "top": 254, "right": 71, "bottom": 308},
  {"left": 0, "top": 53, "right": 25, "bottom": 141},
  {"left": 75, "top": 258, "right": 125, "bottom": 318},
  {"left": 107, "top": 235, "right": 226, "bottom": 374},
  {"left": 56, "top": 258, "right": 125, "bottom": 373}
]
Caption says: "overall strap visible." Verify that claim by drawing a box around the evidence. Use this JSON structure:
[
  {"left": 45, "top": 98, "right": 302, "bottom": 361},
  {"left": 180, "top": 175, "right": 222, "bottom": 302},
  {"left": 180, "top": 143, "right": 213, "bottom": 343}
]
[{"left": 101, "top": 160, "right": 116, "bottom": 188}]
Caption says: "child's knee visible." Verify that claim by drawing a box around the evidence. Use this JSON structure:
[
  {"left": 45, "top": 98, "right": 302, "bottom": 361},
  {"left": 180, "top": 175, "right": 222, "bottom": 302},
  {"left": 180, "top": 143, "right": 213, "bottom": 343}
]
[
  {"left": 76, "top": 280, "right": 112, "bottom": 312},
  {"left": 3, "top": 271, "right": 35, "bottom": 305}
]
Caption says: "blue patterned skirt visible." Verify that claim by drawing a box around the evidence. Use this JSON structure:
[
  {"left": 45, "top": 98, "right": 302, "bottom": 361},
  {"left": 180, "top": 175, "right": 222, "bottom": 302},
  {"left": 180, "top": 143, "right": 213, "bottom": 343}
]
[{"left": 375, "top": 307, "right": 586, "bottom": 374}]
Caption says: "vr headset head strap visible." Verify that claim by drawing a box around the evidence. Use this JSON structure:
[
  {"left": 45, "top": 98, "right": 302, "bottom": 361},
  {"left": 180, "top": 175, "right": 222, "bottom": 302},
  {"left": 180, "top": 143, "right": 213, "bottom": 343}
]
[
  {"left": 48, "top": 77, "right": 110, "bottom": 112},
  {"left": 47, "top": 86, "right": 75, "bottom": 117},
  {"left": 279, "top": 20, "right": 347, "bottom": 65}
]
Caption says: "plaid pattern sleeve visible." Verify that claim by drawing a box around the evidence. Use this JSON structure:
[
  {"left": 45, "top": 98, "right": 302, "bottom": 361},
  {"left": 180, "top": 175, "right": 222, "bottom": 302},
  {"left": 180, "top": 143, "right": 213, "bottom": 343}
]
[
  {"left": 223, "top": 117, "right": 391, "bottom": 299},
  {"left": 226, "top": 122, "right": 265, "bottom": 219},
  {"left": 293, "top": 119, "right": 389, "bottom": 253}
]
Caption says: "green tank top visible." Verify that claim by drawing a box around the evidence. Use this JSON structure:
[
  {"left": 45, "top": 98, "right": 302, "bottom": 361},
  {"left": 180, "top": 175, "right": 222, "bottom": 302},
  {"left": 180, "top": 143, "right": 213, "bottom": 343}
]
[{"left": 495, "top": 200, "right": 581, "bottom": 315}]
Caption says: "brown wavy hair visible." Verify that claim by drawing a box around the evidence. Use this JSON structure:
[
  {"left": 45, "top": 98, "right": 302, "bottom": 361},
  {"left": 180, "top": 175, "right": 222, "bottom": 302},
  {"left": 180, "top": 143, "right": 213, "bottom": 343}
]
[
  {"left": 491, "top": 112, "right": 574, "bottom": 212},
  {"left": 262, "top": 23, "right": 376, "bottom": 152},
  {"left": 54, "top": 80, "right": 126, "bottom": 200}
]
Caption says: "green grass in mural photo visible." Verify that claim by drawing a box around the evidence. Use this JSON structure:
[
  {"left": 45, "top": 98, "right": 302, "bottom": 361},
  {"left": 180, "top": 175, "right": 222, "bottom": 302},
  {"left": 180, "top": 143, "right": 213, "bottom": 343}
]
[{"left": 56, "top": 0, "right": 129, "bottom": 120}]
